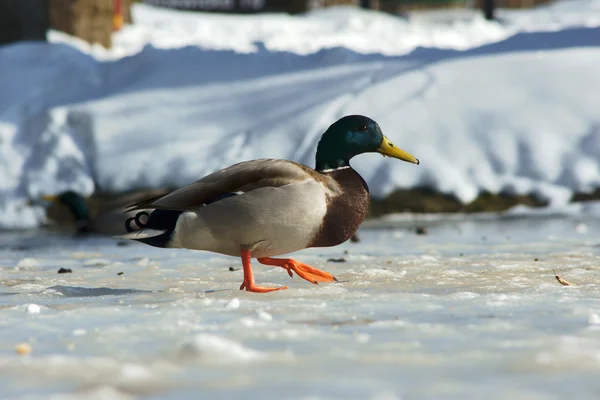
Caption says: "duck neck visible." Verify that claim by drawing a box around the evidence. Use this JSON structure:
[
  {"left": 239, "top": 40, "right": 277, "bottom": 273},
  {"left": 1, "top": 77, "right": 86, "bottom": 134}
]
[
  {"left": 63, "top": 199, "right": 89, "bottom": 225},
  {"left": 315, "top": 138, "right": 351, "bottom": 172},
  {"left": 315, "top": 159, "right": 350, "bottom": 172}
]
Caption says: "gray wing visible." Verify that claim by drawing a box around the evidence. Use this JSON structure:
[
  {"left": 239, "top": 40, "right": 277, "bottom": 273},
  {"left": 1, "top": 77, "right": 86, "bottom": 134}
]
[{"left": 125, "top": 159, "right": 329, "bottom": 212}]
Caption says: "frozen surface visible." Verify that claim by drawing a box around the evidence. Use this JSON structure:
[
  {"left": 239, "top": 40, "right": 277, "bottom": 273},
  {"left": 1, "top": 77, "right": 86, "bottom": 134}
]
[
  {"left": 1, "top": 1, "right": 600, "bottom": 229},
  {"left": 1, "top": 215, "right": 600, "bottom": 399}
]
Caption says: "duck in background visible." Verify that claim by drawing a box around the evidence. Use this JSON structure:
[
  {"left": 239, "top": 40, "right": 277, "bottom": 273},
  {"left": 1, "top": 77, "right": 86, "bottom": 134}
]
[{"left": 39, "top": 189, "right": 170, "bottom": 236}]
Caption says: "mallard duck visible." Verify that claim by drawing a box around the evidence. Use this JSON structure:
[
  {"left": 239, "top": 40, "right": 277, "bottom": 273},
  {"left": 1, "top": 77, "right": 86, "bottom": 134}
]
[
  {"left": 39, "top": 189, "right": 169, "bottom": 235},
  {"left": 38, "top": 190, "right": 362, "bottom": 242},
  {"left": 122, "top": 115, "right": 419, "bottom": 293}
]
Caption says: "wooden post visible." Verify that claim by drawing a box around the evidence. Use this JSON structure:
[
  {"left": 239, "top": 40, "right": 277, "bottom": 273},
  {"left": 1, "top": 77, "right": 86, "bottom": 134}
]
[
  {"left": 482, "top": 0, "right": 495, "bottom": 20},
  {"left": 114, "top": 0, "right": 123, "bottom": 31}
]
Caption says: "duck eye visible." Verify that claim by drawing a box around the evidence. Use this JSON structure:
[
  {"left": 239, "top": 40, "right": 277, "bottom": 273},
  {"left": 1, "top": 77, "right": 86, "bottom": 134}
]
[{"left": 359, "top": 125, "right": 369, "bottom": 132}]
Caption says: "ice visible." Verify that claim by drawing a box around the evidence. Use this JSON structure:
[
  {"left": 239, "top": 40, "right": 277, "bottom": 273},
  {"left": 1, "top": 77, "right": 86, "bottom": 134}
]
[
  {"left": 576, "top": 222, "right": 589, "bottom": 233},
  {"left": 1, "top": 2, "right": 600, "bottom": 228},
  {"left": 225, "top": 298, "right": 241, "bottom": 310},
  {"left": 25, "top": 304, "right": 41, "bottom": 314},
  {"left": 588, "top": 313, "right": 600, "bottom": 325},
  {"left": 256, "top": 310, "right": 273, "bottom": 322},
  {"left": 17, "top": 258, "right": 41, "bottom": 268},
  {"left": 1, "top": 215, "right": 600, "bottom": 398},
  {"left": 176, "top": 334, "right": 266, "bottom": 363}
]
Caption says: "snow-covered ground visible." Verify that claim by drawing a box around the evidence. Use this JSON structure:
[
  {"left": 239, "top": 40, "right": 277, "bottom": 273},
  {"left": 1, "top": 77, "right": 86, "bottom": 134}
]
[
  {"left": 1, "top": 1, "right": 600, "bottom": 229},
  {"left": 1, "top": 215, "right": 600, "bottom": 399}
]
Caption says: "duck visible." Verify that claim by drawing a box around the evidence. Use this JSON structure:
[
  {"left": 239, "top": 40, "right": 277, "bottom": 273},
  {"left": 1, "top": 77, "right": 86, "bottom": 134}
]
[
  {"left": 37, "top": 191, "right": 362, "bottom": 241},
  {"left": 38, "top": 189, "right": 169, "bottom": 236},
  {"left": 121, "top": 115, "right": 419, "bottom": 293}
]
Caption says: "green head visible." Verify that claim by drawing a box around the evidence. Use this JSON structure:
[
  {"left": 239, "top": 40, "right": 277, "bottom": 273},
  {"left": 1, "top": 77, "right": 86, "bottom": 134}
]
[
  {"left": 42, "top": 191, "right": 90, "bottom": 232},
  {"left": 315, "top": 115, "right": 419, "bottom": 171}
]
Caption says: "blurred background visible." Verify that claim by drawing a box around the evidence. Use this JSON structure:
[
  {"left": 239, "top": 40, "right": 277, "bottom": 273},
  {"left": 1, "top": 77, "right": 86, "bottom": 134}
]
[
  {"left": 1, "top": 0, "right": 599, "bottom": 231},
  {"left": 1, "top": 0, "right": 546, "bottom": 49}
]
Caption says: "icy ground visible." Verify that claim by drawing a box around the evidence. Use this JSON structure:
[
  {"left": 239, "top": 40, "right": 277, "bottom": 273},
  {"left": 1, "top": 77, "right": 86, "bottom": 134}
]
[{"left": 1, "top": 214, "right": 600, "bottom": 399}]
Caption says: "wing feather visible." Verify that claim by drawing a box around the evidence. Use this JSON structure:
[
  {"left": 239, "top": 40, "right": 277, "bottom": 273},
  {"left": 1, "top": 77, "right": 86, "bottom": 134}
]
[{"left": 125, "top": 159, "right": 332, "bottom": 212}]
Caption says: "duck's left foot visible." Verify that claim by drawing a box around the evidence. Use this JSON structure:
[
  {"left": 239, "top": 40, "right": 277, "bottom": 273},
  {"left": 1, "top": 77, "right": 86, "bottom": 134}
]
[
  {"left": 239, "top": 281, "right": 288, "bottom": 293},
  {"left": 240, "top": 249, "right": 287, "bottom": 293},
  {"left": 257, "top": 257, "right": 337, "bottom": 285},
  {"left": 240, "top": 282, "right": 287, "bottom": 293}
]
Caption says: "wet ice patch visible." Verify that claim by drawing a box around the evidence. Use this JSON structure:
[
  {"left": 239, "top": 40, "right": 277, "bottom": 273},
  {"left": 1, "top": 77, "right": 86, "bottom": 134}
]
[{"left": 83, "top": 259, "right": 112, "bottom": 267}]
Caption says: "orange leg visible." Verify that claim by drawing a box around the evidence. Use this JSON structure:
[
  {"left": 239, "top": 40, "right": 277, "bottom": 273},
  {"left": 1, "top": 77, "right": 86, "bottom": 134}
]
[
  {"left": 239, "top": 249, "right": 288, "bottom": 293},
  {"left": 257, "top": 257, "right": 337, "bottom": 285}
]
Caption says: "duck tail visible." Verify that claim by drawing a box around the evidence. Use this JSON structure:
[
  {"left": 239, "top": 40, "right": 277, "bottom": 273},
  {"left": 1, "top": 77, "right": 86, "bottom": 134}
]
[{"left": 116, "top": 209, "right": 183, "bottom": 248}]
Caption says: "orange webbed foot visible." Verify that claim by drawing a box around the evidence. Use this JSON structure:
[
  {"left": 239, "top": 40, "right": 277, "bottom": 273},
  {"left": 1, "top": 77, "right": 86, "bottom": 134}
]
[
  {"left": 257, "top": 257, "right": 337, "bottom": 285},
  {"left": 239, "top": 281, "right": 288, "bottom": 293}
]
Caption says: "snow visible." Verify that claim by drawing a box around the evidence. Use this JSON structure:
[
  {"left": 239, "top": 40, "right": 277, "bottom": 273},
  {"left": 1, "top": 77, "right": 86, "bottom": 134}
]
[
  {"left": 49, "top": 1, "right": 600, "bottom": 59},
  {"left": 1, "top": 1, "right": 600, "bottom": 228}
]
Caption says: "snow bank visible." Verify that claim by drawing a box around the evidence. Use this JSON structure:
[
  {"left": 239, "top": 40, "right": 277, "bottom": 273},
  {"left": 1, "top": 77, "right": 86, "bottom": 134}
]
[
  {"left": 48, "top": 1, "right": 600, "bottom": 59},
  {"left": 1, "top": 2, "right": 600, "bottom": 229}
]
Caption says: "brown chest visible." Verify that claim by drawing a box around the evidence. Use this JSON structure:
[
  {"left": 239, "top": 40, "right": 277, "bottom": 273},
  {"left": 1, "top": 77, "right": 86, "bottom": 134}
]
[{"left": 308, "top": 167, "right": 370, "bottom": 248}]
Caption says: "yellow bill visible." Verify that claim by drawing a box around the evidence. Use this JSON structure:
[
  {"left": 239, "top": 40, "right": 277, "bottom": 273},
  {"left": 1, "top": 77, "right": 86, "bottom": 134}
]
[
  {"left": 377, "top": 135, "right": 419, "bottom": 165},
  {"left": 41, "top": 195, "right": 60, "bottom": 202}
]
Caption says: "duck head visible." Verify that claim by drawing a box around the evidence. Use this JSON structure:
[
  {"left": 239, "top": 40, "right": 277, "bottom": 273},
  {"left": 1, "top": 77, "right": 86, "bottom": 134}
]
[
  {"left": 41, "top": 191, "right": 90, "bottom": 233},
  {"left": 315, "top": 115, "right": 419, "bottom": 171}
]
